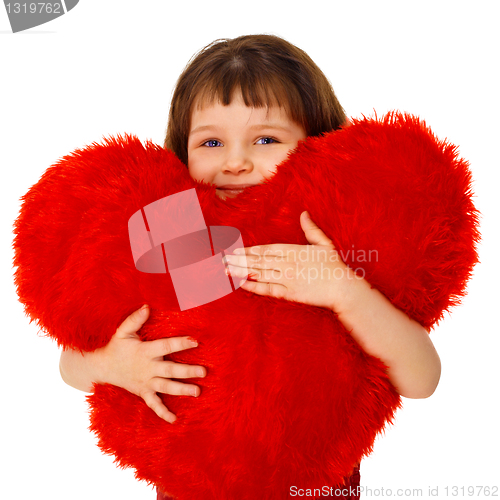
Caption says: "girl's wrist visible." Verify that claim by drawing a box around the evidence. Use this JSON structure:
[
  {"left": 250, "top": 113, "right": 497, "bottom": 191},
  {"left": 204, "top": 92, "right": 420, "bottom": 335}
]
[
  {"left": 327, "top": 264, "right": 369, "bottom": 317},
  {"left": 60, "top": 347, "right": 102, "bottom": 392},
  {"left": 89, "top": 344, "right": 115, "bottom": 387}
]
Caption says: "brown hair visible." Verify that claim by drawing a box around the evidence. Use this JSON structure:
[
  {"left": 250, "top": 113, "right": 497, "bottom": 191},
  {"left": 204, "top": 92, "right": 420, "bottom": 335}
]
[{"left": 164, "top": 34, "right": 347, "bottom": 165}]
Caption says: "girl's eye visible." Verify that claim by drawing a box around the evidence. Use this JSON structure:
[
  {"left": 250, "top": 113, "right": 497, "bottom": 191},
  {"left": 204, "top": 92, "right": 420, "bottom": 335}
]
[
  {"left": 256, "top": 137, "right": 277, "bottom": 145},
  {"left": 202, "top": 140, "right": 222, "bottom": 147}
]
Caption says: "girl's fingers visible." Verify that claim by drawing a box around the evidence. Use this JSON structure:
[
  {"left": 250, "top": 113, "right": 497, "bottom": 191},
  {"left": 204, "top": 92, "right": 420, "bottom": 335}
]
[
  {"left": 114, "top": 304, "right": 150, "bottom": 339},
  {"left": 228, "top": 264, "right": 284, "bottom": 283},
  {"left": 143, "top": 377, "right": 204, "bottom": 423},
  {"left": 151, "top": 377, "right": 201, "bottom": 398},
  {"left": 300, "top": 211, "right": 334, "bottom": 247},
  {"left": 156, "top": 360, "right": 206, "bottom": 380},
  {"left": 142, "top": 392, "right": 177, "bottom": 424},
  {"left": 240, "top": 279, "right": 288, "bottom": 299},
  {"left": 147, "top": 336, "right": 201, "bottom": 358},
  {"left": 227, "top": 264, "right": 252, "bottom": 279}
]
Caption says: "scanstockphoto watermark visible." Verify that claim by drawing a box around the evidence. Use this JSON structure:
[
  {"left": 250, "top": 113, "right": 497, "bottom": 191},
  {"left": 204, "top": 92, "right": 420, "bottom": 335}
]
[
  {"left": 254, "top": 245, "right": 379, "bottom": 266},
  {"left": 253, "top": 261, "right": 367, "bottom": 284},
  {"left": 290, "top": 485, "right": 423, "bottom": 497},
  {"left": 289, "top": 485, "right": 499, "bottom": 497},
  {"left": 245, "top": 245, "right": 379, "bottom": 283},
  {"left": 3, "top": 0, "right": 79, "bottom": 33}
]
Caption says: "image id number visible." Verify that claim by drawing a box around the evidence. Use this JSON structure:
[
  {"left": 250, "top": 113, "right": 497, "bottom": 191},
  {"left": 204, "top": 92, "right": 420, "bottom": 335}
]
[
  {"left": 6, "top": 3, "right": 62, "bottom": 14},
  {"left": 444, "top": 485, "right": 499, "bottom": 496}
]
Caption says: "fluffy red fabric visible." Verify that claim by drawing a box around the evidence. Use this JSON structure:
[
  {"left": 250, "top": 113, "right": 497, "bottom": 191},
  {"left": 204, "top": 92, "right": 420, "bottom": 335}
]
[{"left": 14, "top": 113, "right": 479, "bottom": 499}]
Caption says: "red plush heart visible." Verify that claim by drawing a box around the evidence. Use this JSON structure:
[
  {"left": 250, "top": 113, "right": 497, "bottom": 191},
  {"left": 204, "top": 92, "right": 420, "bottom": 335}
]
[{"left": 14, "top": 113, "right": 479, "bottom": 499}]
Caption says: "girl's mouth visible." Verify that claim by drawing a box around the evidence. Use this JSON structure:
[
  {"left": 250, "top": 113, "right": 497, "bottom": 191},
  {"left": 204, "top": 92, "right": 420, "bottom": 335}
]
[{"left": 216, "top": 184, "right": 257, "bottom": 198}]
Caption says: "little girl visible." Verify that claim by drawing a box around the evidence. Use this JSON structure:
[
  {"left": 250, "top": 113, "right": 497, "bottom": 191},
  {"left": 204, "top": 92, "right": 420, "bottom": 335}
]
[{"left": 59, "top": 34, "right": 441, "bottom": 499}]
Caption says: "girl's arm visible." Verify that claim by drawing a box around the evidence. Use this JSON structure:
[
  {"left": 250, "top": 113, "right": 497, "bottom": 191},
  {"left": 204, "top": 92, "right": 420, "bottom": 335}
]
[
  {"left": 225, "top": 211, "right": 441, "bottom": 399},
  {"left": 59, "top": 305, "right": 206, "bottom": 423},
  {"left": 331, "top": 271, "right": 441, "bottom": 398}
]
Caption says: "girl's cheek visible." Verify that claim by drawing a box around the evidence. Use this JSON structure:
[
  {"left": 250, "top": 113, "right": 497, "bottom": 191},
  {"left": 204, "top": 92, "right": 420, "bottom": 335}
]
[{"left": 187, "top": 158, "right": 210, "bottom": 183}]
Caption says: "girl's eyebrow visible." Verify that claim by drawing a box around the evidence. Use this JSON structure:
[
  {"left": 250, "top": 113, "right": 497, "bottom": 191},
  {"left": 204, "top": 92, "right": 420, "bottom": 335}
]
[
  {"left": 189, "top": 125, "right": 221, "bottom": 135},
  {"left": 248, "top": 124, "right": 292, "bottom": 132},
  {"left": 189, "top": 124, "right": 291, "bottom": 135}
]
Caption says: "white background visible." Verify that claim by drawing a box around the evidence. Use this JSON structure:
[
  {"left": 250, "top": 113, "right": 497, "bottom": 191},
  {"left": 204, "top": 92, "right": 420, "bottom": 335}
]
[{"left": 1, "top": 1, "right": 499, "bottom": 499}]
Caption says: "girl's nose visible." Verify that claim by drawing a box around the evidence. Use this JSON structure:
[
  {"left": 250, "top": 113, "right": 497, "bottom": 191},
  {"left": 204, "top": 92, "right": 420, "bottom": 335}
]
[{"left": 222, "top": 150, "right": 253, "bottom": 174}]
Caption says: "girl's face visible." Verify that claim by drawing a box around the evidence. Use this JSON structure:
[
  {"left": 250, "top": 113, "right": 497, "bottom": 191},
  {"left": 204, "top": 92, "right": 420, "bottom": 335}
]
[{"left": 187, "top": 92, "right": 307, "bottom": 199}]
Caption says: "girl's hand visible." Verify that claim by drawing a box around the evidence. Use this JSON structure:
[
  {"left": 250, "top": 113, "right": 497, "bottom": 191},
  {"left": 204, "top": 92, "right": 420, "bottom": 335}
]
[
  {"left": 100, "top": 304, "right": 206, "bottom": 423},
  {"left": 60, "top": 305, "right": 206, "bottom": 424},
  {"left": 225, "top": 211, "right": 356, "bottom": 310}
]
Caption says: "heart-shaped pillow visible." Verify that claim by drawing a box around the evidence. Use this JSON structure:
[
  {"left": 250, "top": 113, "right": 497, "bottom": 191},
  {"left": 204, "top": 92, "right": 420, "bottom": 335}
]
[{"left": 14, "top": 113, "right": 479, "bottom": 499}]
